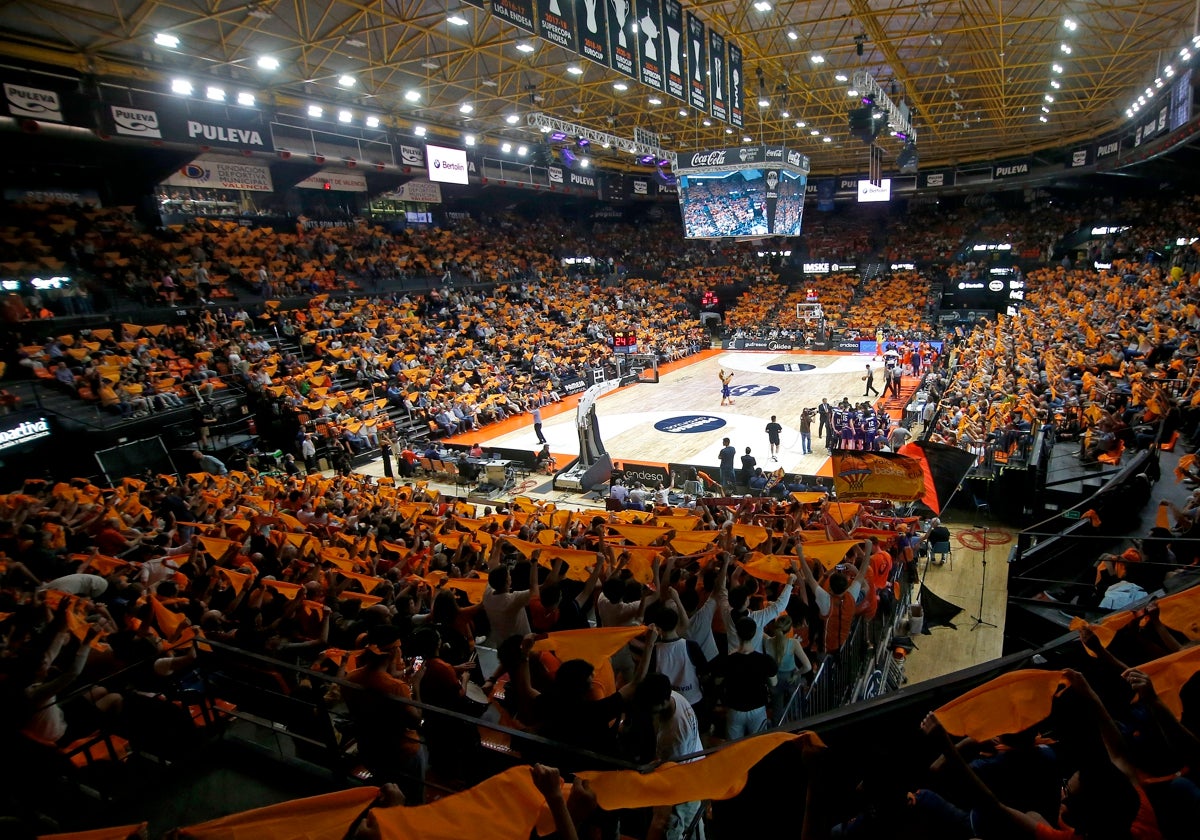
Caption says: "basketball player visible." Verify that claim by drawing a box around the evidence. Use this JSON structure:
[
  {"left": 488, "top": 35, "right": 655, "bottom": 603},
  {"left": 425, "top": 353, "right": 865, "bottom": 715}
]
[
  {"left": 765, "top": 415, "right": 783, "bottom": 460},
  {"left": 719, "top": 369, "right": 735, "bottom": 405}
]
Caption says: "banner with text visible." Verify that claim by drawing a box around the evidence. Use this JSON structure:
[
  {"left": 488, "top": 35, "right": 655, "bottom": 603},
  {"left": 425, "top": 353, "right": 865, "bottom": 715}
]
[
  {"left": 709, "top": 29, "right": 727, "bottom": 122},
  {"left": 635, "top": 0, "right": 666, "bottom": 92},
  {"left": 727, "top": 40, "right": 744, "bottom": 128},
  {"left": 162, "top": 155, "right": 273, "bottom": 192},
  {"left": 101, "top": 93, "right": 270, "bottom": 151},
  {"left": 918, "top": 169, "right": 956, "bottom": 189},
  {"left": 576, "top": 0, "right": 610, "bottom": 67},
  {"left": 536, "top": 0, "right": 578, "bottom": 53},
  {"left": 387, "top": 179, "right": 443, "bottom": 203},
  {"left": 661, "top": 0, "right": 686, "bottom": 102},
  {"left": 992, "top": 158, "right": 1032, "bottom": 180},
  {"left": 1, "top": 73, "right": 88, "bottom": 126},
  {"left": 493, "top": 0, "right": 537, "bottom": 34},
  {"left": 295, "top": 170, "right": 368, "bottom": 192},
  {"left": 686, "top": 12, "right": 707, "bottom": 113},
  {"left": 607, "top": 0, "right": 637, "bottom": 79},
  {"left": 832, "top": 450, "right": 925, "bottom": 502},
  {"left": 1066, "top": 146, "right": 1093, "bottom": 169}
]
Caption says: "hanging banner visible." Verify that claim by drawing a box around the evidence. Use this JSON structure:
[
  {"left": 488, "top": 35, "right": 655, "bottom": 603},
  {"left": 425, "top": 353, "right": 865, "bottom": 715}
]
[
  {"left": 162, "top": 156, "right": 274, "bottom": 192},
  {"left": 387, "top": 179, "right": 443, "bottom": 203},
  {"left": 294, "top": 170, "right": 369, "bottom": 192},
  {"left": 631, "top": 177, "right": 650, "bottom": 196},
  {"left": 536, "top": 0, "right": 578, "bottom": 53},
  {"left": 1066, "top": 146, "right": 1092, "bottom": 169},
  {"left": 107, "top": 104, "right": 161, "bottom": 139},
  {"left": 634, "top": 0, "right": 666, "bottom": 92},
  {"left": 661, "top": 0, "right": 686, "bottom": 102},
  {"left": 576, "top": 0, "right": 610, "bottom": 67},
  {"left": 686, "top": 12, "right": 707, "bottom": 113},
  {"left": 992, "top": 158, "right": 1032, "bottom": 180},
  {"left": 606, "top": 0, "right": 637, "bottom": 79},
  {"left": 832, "top": 451, "right": 925, "bottom": 502},
  {"left": 399, "top": 144, "right": 425, "bottom": 168},
  {"left": 148, "top": 100, "right": 269, "bottom": 151},
  {"left": 492, "top": 0, "right": 537, "bottom": 34},
  {"left": 1095, "top": 137, "right": 1120, "bottom": 160},
  {"left": 919, "top": 169, "right": 955, "bottom": 189},
  {"left": 548, "top": 165, "right": 564, "bottom": 184},
  {"left": 727, "top": 40, "right": 744, "bottom": 129},
  {"left": 4, "top": 81, "right": 66, "bottom": 122},
  {"left": 709, "top": 29, "right": 727, "bottom": 123}
]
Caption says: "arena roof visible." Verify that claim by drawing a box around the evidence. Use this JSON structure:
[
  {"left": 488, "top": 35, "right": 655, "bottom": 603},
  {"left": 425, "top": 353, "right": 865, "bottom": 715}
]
[{"left": 0, "top": 0, "right": 1193, "bottom": 174}]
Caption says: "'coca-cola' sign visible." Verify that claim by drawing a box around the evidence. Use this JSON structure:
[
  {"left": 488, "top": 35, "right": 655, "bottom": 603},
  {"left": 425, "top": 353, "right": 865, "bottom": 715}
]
[{"left": 689, "top": 150, "right": 728, "bottom": 167}]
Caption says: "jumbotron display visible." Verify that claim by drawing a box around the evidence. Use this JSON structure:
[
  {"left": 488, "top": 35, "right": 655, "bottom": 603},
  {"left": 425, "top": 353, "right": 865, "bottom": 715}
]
[{"left": 675, "top": 145, "right": 810, "bottom": 239}]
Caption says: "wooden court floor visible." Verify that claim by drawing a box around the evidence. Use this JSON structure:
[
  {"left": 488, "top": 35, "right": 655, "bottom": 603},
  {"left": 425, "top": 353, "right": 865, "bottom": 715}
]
[{"left": 468, "top": 350, "right": 896, "bottom": 476}]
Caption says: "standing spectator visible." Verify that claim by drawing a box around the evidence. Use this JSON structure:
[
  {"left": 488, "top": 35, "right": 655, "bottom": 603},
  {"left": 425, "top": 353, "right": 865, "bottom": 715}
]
[
  {"left": 740, "top": 447, "right": 757, "bottom": 486},
  {"left": 635, "top": 673, "right": 705, "bottom": 840},
  {"left": 300, "top": 433, "right": 317, "bottom": 472},
  {"left": 800, "top": 407, "right": 815, "bottom": 455},
  {"left": 715, "top": 616, "right": 777, "bottom": 739},
  {"left": 718, "top": 438, "right": 737, "bottom": 492},
  {"left": 532, "top": 406, "right": 547, "bottom": 444}
]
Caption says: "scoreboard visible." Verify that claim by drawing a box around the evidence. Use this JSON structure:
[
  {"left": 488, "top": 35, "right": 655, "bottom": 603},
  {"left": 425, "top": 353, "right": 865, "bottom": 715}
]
[{"left": 612, "top": 330, "right": 638, "bottom": 354}]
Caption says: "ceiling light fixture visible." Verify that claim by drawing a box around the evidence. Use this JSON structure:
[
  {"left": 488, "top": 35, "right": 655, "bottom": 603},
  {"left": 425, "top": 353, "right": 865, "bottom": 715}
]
[
  {"left": 781, "top": 110, "right": 790, "bottom": 118},
  {"left": 835, "top": 73, "right": 848, "bottom": 82},
  {"left": 339, "top": 110, "right": 353, "bottom": 123},
  {"left": 810, "top": 54, "right": 825, "bottom": 64},
  {"left": 237, "top": 92, "right": 255, "bottom": 106},
  {"left": 649, "top": 97, "right": 662, "bottom": 104},
  {"left": 1052, "top": 63, "right": 1064, "bottom": 73},
  {"left": 823, "top": 136, "right": 832, "bottom": 142},
  {"left": 505, "top": 114, "right": 520, "bottom": 124},
  {"left": 404, "top": 89, "right": 421, "bottom": 102},
  {"left": 580, "top": 158, "right": 589, "bottom": 167},
  {"left": 257, "top": 55, "right": 279, "bottom": 70},
  {"left": 206, "top": 86, "right": 225, "bottom": 101},
  {"left": 787, "top": 30, "right": 798, "bottom": 41},
  {"left": 414, "top": 125, "right": 426, "bottom": 136},
  {"left": 678, "top": 108, "right": 687, "bottom": 116},
  {"left": 702, "top": 119, "right": 712, "bottom": 126},
  {"left": 725, "top": 128, "right": 733, "bottom": 134},
  {"left": 154, "top": 33, "right": 179, "bottom": 48},
  {"left": 447, "top": 14, "right": 468, "bottom": 25},
  {"left": 171, "top": 79, "right": 193, "bottom": 95},
  {"left": 460, "top": 103, "right": 474, "bottom": 113},
  {"left": 1063, "top": 18, "right": 1077, "bottom": 31},
  {"left": 501, "top": 142, "right": 512, "bottom": 152},
  {"left": 742, "top": 135, "right": 753, "bottom": 143},
  {"left": 758, "top": 97, "right": 769, "bottom": 107},
  {"left": 308, "top": 105, "right": 323, "bottom": 118},
  {"left": 753, "top": 0, "right": 771, "bottom": 11},
  {"left": 614, "top": 82, "right": 628, "bottom": 91},
  {"left": 1050, "top": 80, "right": 1061, "bottom": 89},
  {"left": 517, "top": 145, "right": 528, "bottom": 155},
  {"left": 1041, "top": 106, "right": 1050, "bottom": 113},
  {"left": 847, "top": 88, "right": 859, "bottom": 97},
  {"left": 796, "top": 120, "right": 806, "bottom": 128},
  {"left": 1060, "top": 43, "right": 1072, "bottom": 54},
  {"left": 465, "top": 134, "right": 476, "bottom": 145},
  {"left": 366, "top": 115, "right": 380, "bottom": 128},
  {"left": 809, "top": 128, "right": 819, "bottom": 135},
  {"left": 1044, "top": 94, "right": 1054, "bottom": 103},
  {"left": 567, "top": 65, "right": 583, "bottom": 75},
  {"left": 338, "top": 75, "right": 355, "bottom": 87},
  {"left": 516, "top": 41, "right": 535, "bottom": 53}
]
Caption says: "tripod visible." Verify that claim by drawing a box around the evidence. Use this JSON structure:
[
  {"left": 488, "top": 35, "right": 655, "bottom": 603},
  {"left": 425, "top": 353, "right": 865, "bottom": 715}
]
[{"left": 970, "top": 525, "right": 997, "bottom": 631}]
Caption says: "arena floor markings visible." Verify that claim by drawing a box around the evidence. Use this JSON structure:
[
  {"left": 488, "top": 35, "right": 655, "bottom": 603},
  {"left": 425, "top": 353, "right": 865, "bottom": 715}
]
[{"left": 461, "top": 351, "right": 887, "bottom": 476}]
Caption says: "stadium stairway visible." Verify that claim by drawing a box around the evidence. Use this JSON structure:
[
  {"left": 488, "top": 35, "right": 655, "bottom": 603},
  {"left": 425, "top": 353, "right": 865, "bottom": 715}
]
[{"left": 873, "top": 375, "right": 920, "bottom": 423}]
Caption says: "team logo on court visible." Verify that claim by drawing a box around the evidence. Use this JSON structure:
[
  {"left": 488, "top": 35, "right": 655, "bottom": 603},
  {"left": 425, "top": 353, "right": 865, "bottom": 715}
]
[
  {"left": 728, "top": 384, "right": 780, "bottom": 397},
  {"left": 653, "top": 415, "right": 727, "bottom": 434},
  {"left": 766, "top": 363, "right": 816, "bottom": 373}
]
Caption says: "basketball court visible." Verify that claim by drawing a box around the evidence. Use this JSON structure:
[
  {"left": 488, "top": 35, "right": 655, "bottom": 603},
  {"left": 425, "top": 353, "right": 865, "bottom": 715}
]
[{"left": 449, "top": 349, "right": 897, "bottom": 477}]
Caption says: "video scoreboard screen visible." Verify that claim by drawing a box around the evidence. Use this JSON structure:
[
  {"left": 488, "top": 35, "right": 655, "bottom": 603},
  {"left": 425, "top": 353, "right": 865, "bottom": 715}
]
[{"left": 675, "top": 145, "right": 809, "bottom": 239}]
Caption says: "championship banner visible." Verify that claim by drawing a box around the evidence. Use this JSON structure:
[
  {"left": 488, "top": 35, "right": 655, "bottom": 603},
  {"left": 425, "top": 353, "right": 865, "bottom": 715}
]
[
  {"left": 832, "top": 450, "right": 925, "bottom": 502},
  {"left": 492, "top": 0, "right": 537, "bottom": 34},
  {"left": 634, "top": 0, "right": 666, "bottom": 91},
  {"left": 661, "top": 0, "right": 686, "bottom": 102},
  {"left": 576, "top": 0, "right": 610, "bottom": 67},
  {"left": 606, "top": 0, "right": 637, "bottom": 79},
  {"left": 536, "top": 0, "right": 578, "bottom": 53},
  {"left": 708, "top": 29, "right": 727, "bottom": 122},
  {"left": 686, "top": 12, "right": 707, "bottom": 112},
  {"left": 727, "top": 40, "right": 744, "bottom": 128}
]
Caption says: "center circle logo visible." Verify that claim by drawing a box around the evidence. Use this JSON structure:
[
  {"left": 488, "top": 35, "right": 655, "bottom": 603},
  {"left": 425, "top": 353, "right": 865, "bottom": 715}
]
[
  {"left": 654, "top": 415, "right": 728, "bottom": 434},
  {"left": 766, "top": 363, "right": 816, "bottom": 373},
  {"left": 728, "top": 384, "right": 781, "bottom": 397}
]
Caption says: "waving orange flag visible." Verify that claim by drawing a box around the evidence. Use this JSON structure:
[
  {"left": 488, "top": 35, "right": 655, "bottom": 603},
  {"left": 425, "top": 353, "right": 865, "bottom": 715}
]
[
  {"left": 608, "top": 523, "right": 672, "bottom": 546},
  {"left": 215, "top": 566, "right": 253, "bottom": 596},
  {"left": 1139, "top": 644, "right": 1200, "bottom": 718},
  {"left": 38, "top": 821, "right": 147, "bottom": 840},
  {"left": 372, "top": 767, "right": 542, "bottom": 840},
  {"left": 262, "top": 579, "right": 303, "bottom": 600},
  {"left": 731, "top": 523, "right": 770, "bottom": 549},
  {"left": 532, "top": 626, "right": 646, "bottom": 694},
  {"left": 669, "top": 532, "right": 717, "bottom": 555},
  {"left": 150, "top": 596, "right": 188, "bottom": 640},
  {"left": 935, "top": 669, "right": 1065, "bottom": 741},
  {"left": 179, "top": 786, "right": 378, "bottom": 840}
]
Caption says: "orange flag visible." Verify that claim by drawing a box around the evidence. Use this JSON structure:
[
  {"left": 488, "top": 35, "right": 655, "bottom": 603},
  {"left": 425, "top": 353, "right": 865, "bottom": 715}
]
[
  {"left": 536, "top": 546, "right": 598, "bottom": 582},
  {"left": 608, "top": 523, "right": 672, "bottom": 546},
  {"left": 532, "top": 626, "right": 646, "bottom": 695},
  {"left": 81, "top": 554, "right": 130, "bottom": 576},
  {"left": 262, "top": 579, "right": 303, "bottom": 600},
  {"left": 441, "top": 576, "right": 488, "bottom": 604},
  {"left": 198, "top": 536, "right": 236, "bottom": 559},
  {"left": 827, "top": 502, "right": 862, "bottom": 525},
  {"left": 372, "top": 766, "right": 543, "bottom": 840},
  {"left": 339, "top": 569, "right": 385, "bottom": 594},
  {"left": 799, "top": 540, "right": 862, "bottom": 570},
  {"left": 1068, "top": 614, "right": 1137, "bottom": 651},
  {"left": 655, "top": 515, "right": 699, "bottom": 531},
  {"left": 1138, "top": 645, "right": 1200, "bottom": 718},
  {"left": 216, "top": 566, "right": 253, "bottom": 596},
  {"left": 503, "top": 537, "right": 544, "bottom": 559},
  {"left": 934, "top": 669, "right": 1065, "bottom": 741},
  {"left": 738, "top": 555, "right": 794, "bottom": 584},
  {"left": 731, "top": 523, "right": 770, "bottom": 549},
  {"left": 150, "top": 596, "right": 188, "bottom": 640},
  {"left": 338, "top": 591, "right": 383, "bottom": 607},
  {"left": 669, "top": 533, "right": 717, "bottom": 555},
  {"left": 1156, "top": 589, "right": 1200, "bottom": 640},
  {"left": 790, "top": 491, "right": 828, "bottom": 505},
  {"left": 605, "top": 544, "right": 663, "bottom": 584},
  {"left": 38, "top": 821, "right": 147, "bottom": 840},
  {"left": 179, "top": 787, "right": 378, "bottom": 840}
]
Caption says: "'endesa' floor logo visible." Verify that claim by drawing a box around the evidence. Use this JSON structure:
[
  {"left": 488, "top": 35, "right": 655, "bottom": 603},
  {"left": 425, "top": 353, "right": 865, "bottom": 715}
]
[{"left": 653, "top": 415, "right": 727, "bottom": 434}]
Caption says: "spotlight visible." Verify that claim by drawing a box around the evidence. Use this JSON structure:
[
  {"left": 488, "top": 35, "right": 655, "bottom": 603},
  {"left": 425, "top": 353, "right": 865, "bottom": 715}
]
[
  {"left": 414, "top": 125, "right": 426, "bottom": 136},
  {"left": 257, "top": 55, "right": 279, "bottom": 70},
  {"left": 505, "top": 114, "right": 520, "bottom": 124},
  {"left": 577, "top": 137, "right": 590, "bottom": 147},
  {"left": 366, "top": 115, "right": 380, "bottom": 128},
  {"left": 155, "top": 33, "right": 180, "bottom": 48},
  {"left": 447, "top": 14, "right": 468, "bottom": 25},
  {"left": 308, "top": 105, "right": 323, "bottom": 118},
  {"left": 237, "top": 92, "right": 255, "bottom": 106},
  {"left": 339, "top": 110, "right": 353, "bottom": 123},
  {"left": 562, "top": 147, "right": 577, "bottom": 166},
  {"left": 580, "top": 158, "right": 590, "bottom": 168},
  {"left": 549, "top": 131, "right": 568, "bottom": 141},
  {"left": 639, "top": 154, "right": 655, "bottom": 164},
  {"left": 465, "top": 134, "right": 476, "bottom": 145},
  {"left": 338, "top": 75, "right": 355, "bottom": 87},
  {"left": 171, "top": 78, "right": 193, "bottom": 95},
  {"left": 517, "top": 145, "right": 527, "bottom": 155},
  {"left": 896, "top": 141, "right": 918, "bottom": 174},
  {"left": 501, "top": 142, "right": 512, "bottom": 152},
  {"left": 404, "top": 90, "right": 421, "bottom": 102},
  {"left": 206, "top": 86, "right": 225, "bottom": 102}
]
